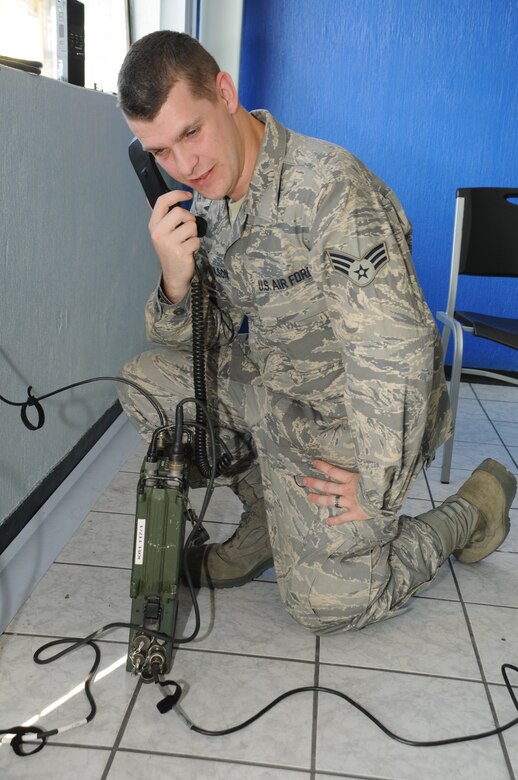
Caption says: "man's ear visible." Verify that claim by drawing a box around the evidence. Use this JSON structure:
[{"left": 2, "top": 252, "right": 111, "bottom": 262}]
[{"left": 215, "top": 71, "right": 239, "bottom": 114}]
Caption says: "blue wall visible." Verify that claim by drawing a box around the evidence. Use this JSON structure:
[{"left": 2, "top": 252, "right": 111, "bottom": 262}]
[{"left": 239, "top": 0, "right": 518, "bottom": 370}]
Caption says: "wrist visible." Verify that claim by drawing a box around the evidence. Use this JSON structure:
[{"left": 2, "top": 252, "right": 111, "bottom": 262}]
[{"left": 161, "top": 276, "right": 190, "bottom": 303}]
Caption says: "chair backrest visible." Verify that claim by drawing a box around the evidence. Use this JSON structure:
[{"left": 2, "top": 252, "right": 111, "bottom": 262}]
[{"left": 458, "top": 187, "right": 518, "bottom": 276}]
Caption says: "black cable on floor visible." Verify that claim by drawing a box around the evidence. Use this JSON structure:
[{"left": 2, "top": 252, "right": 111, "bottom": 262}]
[
  {"left": 0, "top": 621, "right": 178, "bottom": 756},
  {"left": 156, "top": 663, "right": 518, "bottom": 747}
]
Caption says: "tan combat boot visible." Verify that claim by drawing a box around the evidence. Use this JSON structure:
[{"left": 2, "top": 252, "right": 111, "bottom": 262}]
[
  {"left": 453, "top": 458, "right": 516, "bottom": 563},
  {"left": 187, "top": 480, "right": 274, "bottom": 588}
]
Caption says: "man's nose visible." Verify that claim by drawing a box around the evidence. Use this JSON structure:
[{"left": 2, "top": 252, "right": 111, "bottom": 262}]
[{"left": 170, "top": 146, "right": 197, "bottom": 180}]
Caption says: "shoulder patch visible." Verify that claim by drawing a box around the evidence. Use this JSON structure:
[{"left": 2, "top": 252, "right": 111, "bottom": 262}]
[{"left": 328, "top": 242, "right": 388, "bottom": 287}]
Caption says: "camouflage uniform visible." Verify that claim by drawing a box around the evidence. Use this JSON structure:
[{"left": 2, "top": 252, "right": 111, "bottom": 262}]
[{"left": 120, "top": 110, "right": 455, "bottom": 633}]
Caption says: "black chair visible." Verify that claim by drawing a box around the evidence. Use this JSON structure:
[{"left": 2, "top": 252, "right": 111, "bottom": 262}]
[{"left": 436, "top": 187, "right": 518, "bottom": 483}]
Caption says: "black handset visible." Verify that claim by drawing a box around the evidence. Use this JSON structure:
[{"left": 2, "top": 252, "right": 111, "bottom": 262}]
[
  {"left": 128, "top": 139, "right": 230, "bottom": 478},
  {"left": 128, "top": 137, "right": 207, "bottom": 237}
]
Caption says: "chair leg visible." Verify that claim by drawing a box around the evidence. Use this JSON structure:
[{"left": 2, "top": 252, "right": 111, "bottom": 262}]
[
  {"left": 440, "top": 322, "right": 451, "bottom": 365},
  {"left": 441, "top": 320, "right": 464, "bottom": 483},
  {"left": 440, "top": 425, "right": 454, "bottom": 484}
]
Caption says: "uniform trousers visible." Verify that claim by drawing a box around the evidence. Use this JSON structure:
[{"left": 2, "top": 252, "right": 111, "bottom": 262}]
[{"left": 118, "top": 343, "right": 476, "bottom": 634}]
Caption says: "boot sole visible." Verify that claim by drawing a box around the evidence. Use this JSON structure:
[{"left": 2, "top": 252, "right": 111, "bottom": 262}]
[
  {"left": 193, "top": 558, "right": 275, "bottom": 589},
  {"left": 455, "top": 459, "right": 516, "bottom": 564}
]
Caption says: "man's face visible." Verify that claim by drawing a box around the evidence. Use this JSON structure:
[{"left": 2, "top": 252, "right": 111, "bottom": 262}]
[{"left": 126, "top": 76, "right": 244, "bottom": 201}]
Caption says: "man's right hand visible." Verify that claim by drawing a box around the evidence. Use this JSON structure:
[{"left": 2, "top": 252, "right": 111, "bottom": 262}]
[{"left": 148, "top": 190, "right": 200, "bottom": 303}]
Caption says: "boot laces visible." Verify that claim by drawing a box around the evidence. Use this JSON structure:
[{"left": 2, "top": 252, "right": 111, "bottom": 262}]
[{"left": 225, "top": 511, "right": 259, "bottom": 549}]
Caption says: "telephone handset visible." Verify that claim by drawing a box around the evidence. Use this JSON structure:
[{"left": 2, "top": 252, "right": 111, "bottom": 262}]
[
  {"left": 128, "top": 136, "right": 230, "bottom": 478},
  {"left": 128, "top": 137, "right": 207, "bottom": 237}
]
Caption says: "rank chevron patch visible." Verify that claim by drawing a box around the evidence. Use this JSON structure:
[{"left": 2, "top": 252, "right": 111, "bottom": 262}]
[{"left": 327, "top": 242, "right": 389, "bottom": 287}]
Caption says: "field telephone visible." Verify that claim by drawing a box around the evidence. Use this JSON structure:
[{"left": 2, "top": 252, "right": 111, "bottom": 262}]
[{"left": 126, "top": 139, "right": 229, "bottom": 681}]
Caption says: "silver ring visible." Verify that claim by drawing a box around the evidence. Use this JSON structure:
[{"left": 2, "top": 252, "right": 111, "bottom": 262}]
[{"left": 334, "top": 495, "right": 341, "bottom": 509}]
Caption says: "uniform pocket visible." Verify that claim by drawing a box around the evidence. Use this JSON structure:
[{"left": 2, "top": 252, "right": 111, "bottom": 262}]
[{"left": 249, "top": 304, "right": 343, "bottom": 401}]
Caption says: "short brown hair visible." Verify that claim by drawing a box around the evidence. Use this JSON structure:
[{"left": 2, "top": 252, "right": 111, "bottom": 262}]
[{"left": 118, "top": 31, "right": 220, "bottom": 120}]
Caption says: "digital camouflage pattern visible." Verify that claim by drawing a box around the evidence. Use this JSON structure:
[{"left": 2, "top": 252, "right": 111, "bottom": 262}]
[{"left": 120, "top": 111, "right": 461, "bottom": 632}]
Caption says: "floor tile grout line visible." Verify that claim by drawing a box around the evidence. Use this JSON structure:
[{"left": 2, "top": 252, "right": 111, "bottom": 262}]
[
  {"left": 448, "top": 556, "right": 516, "bottom": 780},
  {"left": 100, "top": 675, "right": 143, "bottom": 780},
  {"left": 470, "top": 383, "right": 518, "bottom": 409},
  {"left": 449, "top": 385, "right": 516, "bottom": 444},
  {"left": 304, "top": 770, "right": 393, "bottom": 780},
  {"left": 468, "top": 386, "right": 505, "bottom": 422},
  {"left": 53, "top": 561, "right": 132, "bottom": 571},
  {"left": 89, "top": 509, "right": 135, "bottom": 517},
  {"left": 30, "top": 741, "right": 112, "bottom": 753},
  {"left": 319, "top": 658, "right": 518, "bottom": 690},
  {"left": 52, "top": 560, "right": 131, "bottom": 571},
  {"left": 412, "top": 594, "right": 461, "bottom": 604},
  {"left": 1, "top": 629, "right": 129, "bottom": 646},
  {"left": 310, "top": 636, "right": 320, "bottom": 780},
  {"left": 480, "top": 397, "right": 518, "bottom": 404},
  {"left": 463, "top": 599, "right": 518, "bottom": 610},
  {"left": 175, "top": 644, "right": 319, "bottom": 666},
  {"left": 109, "top": 745, "right": 314, "bottom": 774},
  {"left": 469, "top": 384, "right": 518, "bottom": 470},
  {"left": 325, "top": 773, "right": 395, "bottom": 779},
  {"left": 457, "top": 395, "right": 518, "bottom": 413},
  {"left": 416, "top": 594, "right": 518, "bottom": 610}
]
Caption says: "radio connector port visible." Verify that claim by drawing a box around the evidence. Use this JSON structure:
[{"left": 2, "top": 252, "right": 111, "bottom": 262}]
[
  {"left": 149, "top": 643, "right": 166, "bottom": 672},
  {"left": 129, "top": 634, "right": 151, "bottom": 674}
]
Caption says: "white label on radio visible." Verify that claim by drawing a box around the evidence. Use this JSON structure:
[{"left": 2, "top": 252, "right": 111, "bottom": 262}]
[{"left": 135, "top": 518, "right": 146, "bottom": 565}]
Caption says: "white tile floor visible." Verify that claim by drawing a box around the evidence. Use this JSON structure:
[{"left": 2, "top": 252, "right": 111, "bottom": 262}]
[{"left": 2, "top": 382, "right": 518, "bottom": 779}]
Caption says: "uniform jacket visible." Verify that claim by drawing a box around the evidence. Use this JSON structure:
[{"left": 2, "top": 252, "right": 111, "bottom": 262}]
[{"left": 145, "top": 111, "right": 452, "bottom": 517}]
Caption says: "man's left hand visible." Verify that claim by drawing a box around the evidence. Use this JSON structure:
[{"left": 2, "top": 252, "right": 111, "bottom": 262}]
[{"left": 300, "top": 459, "right": 371, "bottom": 525}]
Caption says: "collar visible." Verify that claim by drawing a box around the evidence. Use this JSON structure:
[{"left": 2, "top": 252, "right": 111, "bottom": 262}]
[
  {"left": 243, "top": 110, "right": 288, "bottom": 227},
  {"left": 194, "top": 110, "right": 288, "bottom": 233}
]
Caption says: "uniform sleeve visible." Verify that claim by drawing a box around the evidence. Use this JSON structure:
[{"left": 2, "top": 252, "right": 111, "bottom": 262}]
[
  {"left": 144, "top": 277, "right": 194, "bottom": 347},
  {"left": 311, "top": 178, "right": 441, "bottom": 517},
  {"left": 144, "top": 255, "right": 232, "bottom": 350}
]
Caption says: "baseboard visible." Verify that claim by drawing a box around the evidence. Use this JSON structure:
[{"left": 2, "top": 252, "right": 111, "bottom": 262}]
[
  {"left": 0, "top": 402, "right": 122, "bottom": 556},
  {"left": 0, "top": 412, "right": 141, "bottom": 633}
]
